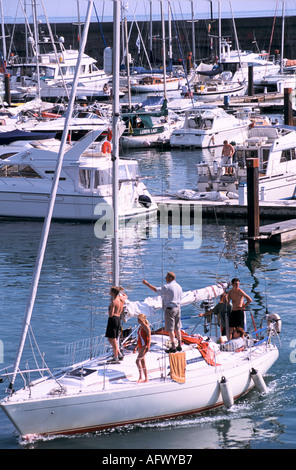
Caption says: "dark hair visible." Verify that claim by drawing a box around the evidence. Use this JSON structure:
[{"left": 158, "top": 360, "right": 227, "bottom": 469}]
[
  {"left": 110, "top": 286, "right": 120, "bottom": 296},
  {"left": 231, "top": 278, "right": 240, "bottom": 284},
  {"left": 167, "top": 272, "right": 175, "bottom": 281},
  {"left": 234, "top": 327, "right": 245, "bottom": 337}
]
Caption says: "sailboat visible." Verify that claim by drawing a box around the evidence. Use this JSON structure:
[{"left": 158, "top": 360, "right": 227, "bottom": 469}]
[{"left": 0, "top": 1, "right": 281, "bottom": 441}]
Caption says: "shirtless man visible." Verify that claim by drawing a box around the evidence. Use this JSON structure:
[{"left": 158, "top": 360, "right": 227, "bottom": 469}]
[
  {"left": 227, "top": 278, "right": 252, "bottom": 338},
  {"left": 105, "top": 286, "right": 127, "bottom": 362},
  {"left": 221, "top": 140, "right": 235, "bottom": 175}
]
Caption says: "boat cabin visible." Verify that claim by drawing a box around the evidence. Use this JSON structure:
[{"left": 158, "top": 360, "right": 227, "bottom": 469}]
[
  {"left": 235, "top": 126, "right": 296, "bottom": 176},
  {"left": 0, "top": 143, "right": 141, "bottom": 198}
]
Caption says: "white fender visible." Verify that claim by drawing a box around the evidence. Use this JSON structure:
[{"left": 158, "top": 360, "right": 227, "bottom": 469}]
[
  {"left": 219, "top": 376, "right": 234, "bottom": 408},
  {"left": 267, "top": 313, "right": 282, "bottom": 334},
  {"left": 250, "top": 367, "right": 267, "bottom": 394}
]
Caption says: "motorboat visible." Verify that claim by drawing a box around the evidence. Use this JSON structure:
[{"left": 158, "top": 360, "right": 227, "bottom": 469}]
[
  {"left": 120, "top": 112, "right": 183, "bottom": 148},
  {"left": 219, "top": 39, "right": 281, "bottom": 82},
  {"left": 170, "top": 105, "right": 250, "bottom": 148},
  {"left": 25, "top": 109, "right": 111, "bottom": 142},
  {"left": 0, "top": 282, "right": 281, "bottom": 439},
  {"left": 0, "top": 129, "right": 157, "bottom": 220},
  {"left": 9, "top": 46, "right": 110, "bottom": 101},
  {"left": 253, "top": 71, "right": 296, "bottom": 92},
  {"left": 196, "top": 124, "right": 296, "bottom": 200},
  {"left": 120, "top": 100, "right": 183, "bottom": 149}
]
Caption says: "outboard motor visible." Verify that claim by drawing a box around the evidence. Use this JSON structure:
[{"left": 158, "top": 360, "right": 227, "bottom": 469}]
[{"left": 138, "top": 195, "right": 152, "bottom": 208}]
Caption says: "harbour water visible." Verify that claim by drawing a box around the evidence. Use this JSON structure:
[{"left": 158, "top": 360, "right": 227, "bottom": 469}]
[{"left": 0, "top": 147, "right": 295, "bottom": 449}]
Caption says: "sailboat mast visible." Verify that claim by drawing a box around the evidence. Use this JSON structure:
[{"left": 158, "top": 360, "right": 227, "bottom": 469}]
[
  {"left": 160, "top": 0, "right": 167, "bottom": 100},
  {"left": 9, "top": 0, "right": 94, "bottom": 391},
  {"left": 112, "top": 0, "right": 120, "bottom": 287},
  {"left": 280, "top": 1, "right": 285, "bottom": 74}
]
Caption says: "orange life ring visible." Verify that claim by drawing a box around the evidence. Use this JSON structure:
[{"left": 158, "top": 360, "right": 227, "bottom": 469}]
[
  {"left": 102, "top": 141, "right": 112, "bottom": 154},
  {"left": 107, "top": 129, "right": 113, "bottom": 141}
]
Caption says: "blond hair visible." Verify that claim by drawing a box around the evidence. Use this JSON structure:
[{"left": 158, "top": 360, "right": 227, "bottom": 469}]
[{"left": 138, "top": 313, "right": 149, "bottom": 325}]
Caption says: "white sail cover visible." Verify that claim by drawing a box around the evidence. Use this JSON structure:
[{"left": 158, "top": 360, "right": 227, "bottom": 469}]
[{"left": 124, "top": 282, "right": 228, "bottom": 318}]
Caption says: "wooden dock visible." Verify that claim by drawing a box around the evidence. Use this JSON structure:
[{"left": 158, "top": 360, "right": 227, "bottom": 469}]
[
  {"left": 153, "top": 195, "right": 296, "bottom": 220},
  {"left": 257, "top": 219, "right": 296, "bottom": 244}
]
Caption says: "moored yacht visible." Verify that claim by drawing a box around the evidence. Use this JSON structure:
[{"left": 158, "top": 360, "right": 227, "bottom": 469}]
[
  {"left": 9, "top": 46, "right": 111, "bottom": 101},
  {"left": 130, "top": 74, "right": 187, "bottom": 93},
  {"left": 197, "top": 124, "right": 296, "bottom": 200},
  {"left": 170, "top": 105, "right": 250, "bottom": 148},
  {"left": 0, "top": 130, "right": 157, "bottom": 220}
]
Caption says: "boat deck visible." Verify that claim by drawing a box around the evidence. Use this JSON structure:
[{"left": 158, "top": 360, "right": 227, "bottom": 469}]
[{"left": 4, "top": 334, "right": 274, "bottom": 403}]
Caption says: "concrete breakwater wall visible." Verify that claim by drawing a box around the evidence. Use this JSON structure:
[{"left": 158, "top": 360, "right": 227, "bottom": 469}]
[{"left": 6, "top": 15, "right": 296, "bottom": 67}]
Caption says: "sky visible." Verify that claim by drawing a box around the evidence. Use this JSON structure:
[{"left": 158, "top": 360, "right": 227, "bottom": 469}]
[{"left": 2, "top": 0, "right": 296, "bottom": 24}]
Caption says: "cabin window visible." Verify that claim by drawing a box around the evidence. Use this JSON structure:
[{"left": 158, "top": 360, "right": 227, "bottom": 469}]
[
  {"left": 0, "top": 164, "right": 42, "bottom": 178},
  {"left": 245, "top": 149, "right": 259, "bottom": 159},
  {"left": 119, "top": 166, "right": 128, "bottom": 180},
  {"left": 79, "top": 169, "right": 92, "bottom": 188},
  {"left": 126, "top": 164, "right": 138, "bottom": 179},
  {"left": 57, "top": 66, "right": 67, "bottom": 76},
  {"left": 280, "top": 148, "right": 296, "bottom": 163},
  {"left": 40, "top": 67, "right": 55, "bottom": 79},
  {"left": 68, "top": 66, "right": 76, "bottom": 75},
  {"left": 94, "top": 169, "right": 112, "bottom": 187},
  {"left": 234, "top": 150, "right": 245, "bottom": 168},
  {"left": 261, "top": 148, "right": 270, "bottom": 173}
]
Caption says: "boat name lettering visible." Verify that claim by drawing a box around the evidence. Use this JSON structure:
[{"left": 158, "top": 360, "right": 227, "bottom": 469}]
[
  {"left": 102, "top": 454, "right": 193, "bottom": 466},
  {"left": 139, "top": 128, "right": 158, "bottom": 135}
]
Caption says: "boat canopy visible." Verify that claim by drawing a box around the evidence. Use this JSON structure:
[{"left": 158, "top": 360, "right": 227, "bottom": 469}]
[{"left": 0, "top": 130, "right": 57, "bottom": 145}]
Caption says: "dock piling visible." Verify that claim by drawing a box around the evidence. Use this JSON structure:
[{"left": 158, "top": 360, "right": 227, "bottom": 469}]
[{"left": 246, "top": 158, "right": 260, "bottom": 250}]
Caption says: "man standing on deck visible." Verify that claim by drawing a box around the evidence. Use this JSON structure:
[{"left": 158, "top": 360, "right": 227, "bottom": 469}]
[
  {"left": 143, "top": 272, "right": 183, "bottom": 353},
  {"left": 227, "top": 278, "right": 252, "bottom": 338},
  {"left": 105, "top": 287, "right": 127, "bottom": 363},
  {"left": 221, "top": 140, "right": 235, "bottom": 175}
]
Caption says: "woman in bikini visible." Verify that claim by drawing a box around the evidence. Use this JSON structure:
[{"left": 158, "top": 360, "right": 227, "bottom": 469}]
[{"left": 134, "top": 314, "right": 151, "bottom": 383}]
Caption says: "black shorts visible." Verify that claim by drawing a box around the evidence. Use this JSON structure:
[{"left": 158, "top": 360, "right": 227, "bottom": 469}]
[
  {"left": 229, "top": 310, "right": 244, "bottom": 328},
  {"left": 105, "top": 316, "right": 121, "bottom": 339}
]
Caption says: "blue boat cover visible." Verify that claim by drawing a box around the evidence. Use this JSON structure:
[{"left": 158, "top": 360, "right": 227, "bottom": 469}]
[{"left": 0, "top": 129, "right": 57, "bottom": 145}]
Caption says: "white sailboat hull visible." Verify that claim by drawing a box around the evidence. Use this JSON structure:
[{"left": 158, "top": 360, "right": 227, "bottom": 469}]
[
  {"left": 1, "top": 344, "right": 278, "bottom": 438},
  {"left": 193, "top": 83, "right": 246, "bottom": 102},
  {"left": 130, "top": 78, "right": 186, "bottom": 93}
]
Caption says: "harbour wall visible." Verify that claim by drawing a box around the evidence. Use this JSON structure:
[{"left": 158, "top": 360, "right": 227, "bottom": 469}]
[{"left": 6, "top": 16, "right": 296, "bottom": 67}]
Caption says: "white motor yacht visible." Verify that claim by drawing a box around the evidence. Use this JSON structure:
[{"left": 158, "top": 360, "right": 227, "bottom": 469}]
[
  {"left": 10, "top": 47, "right": 110, "bottom": 101},
  {"left": 0, "top": 130, "right": 157, "bottom": 220},
  {"left": 197, "top": 124, "right": 296, "bottom": 200},
  {"left": 170, "top": 105, "right": 250, "bottom": 148}
]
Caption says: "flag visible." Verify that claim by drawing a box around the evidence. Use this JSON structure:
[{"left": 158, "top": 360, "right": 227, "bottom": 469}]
[{"left": 136, "top": 34, "right": 140, "bottom": 54}]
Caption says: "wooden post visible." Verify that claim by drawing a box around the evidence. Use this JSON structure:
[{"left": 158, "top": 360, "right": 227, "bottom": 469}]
[
  {"left": 248, "top": 65, "right": 254, "bottom": 96},
  {"left": 284, "top": 88, "right": 293, "bottom": 126},
  {"left": 246, "top": 158, "right": 260, "bottom": 250}
]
